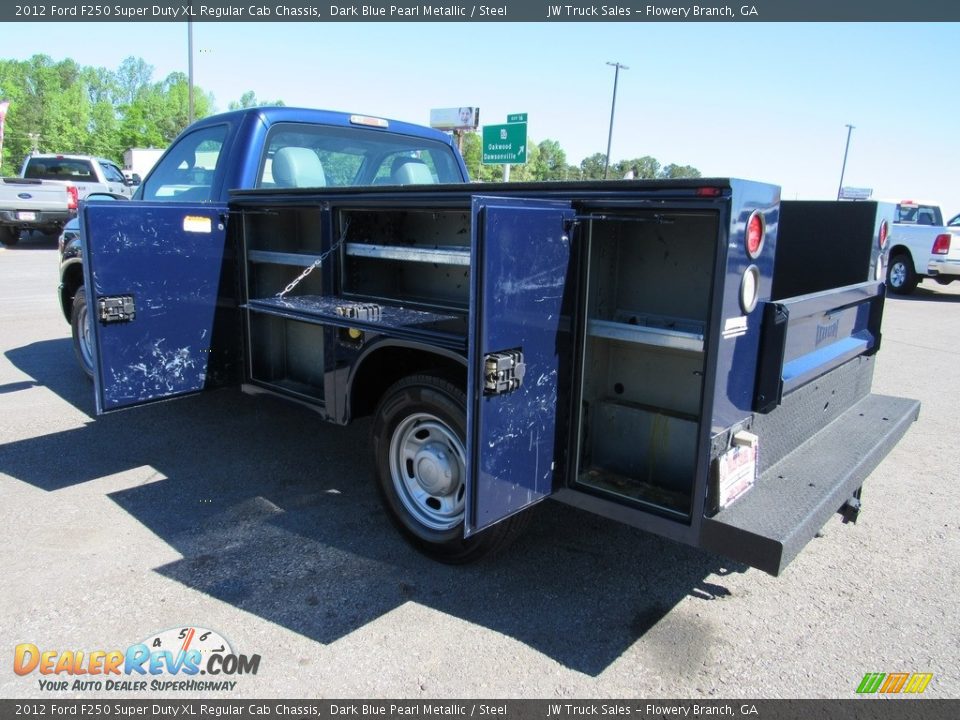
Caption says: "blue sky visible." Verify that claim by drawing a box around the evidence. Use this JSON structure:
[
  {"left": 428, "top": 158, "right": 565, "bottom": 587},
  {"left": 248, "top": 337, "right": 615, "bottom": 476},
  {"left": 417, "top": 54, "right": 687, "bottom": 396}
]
[{"left": 4, "top": 21, "right": 958, "bottom": 209}]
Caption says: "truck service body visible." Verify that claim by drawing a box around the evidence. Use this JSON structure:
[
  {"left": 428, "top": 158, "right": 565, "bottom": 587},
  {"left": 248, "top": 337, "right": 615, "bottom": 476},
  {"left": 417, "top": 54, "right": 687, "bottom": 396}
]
[{"left": 74, "top": 108, "right": 917, "bottom": 575}]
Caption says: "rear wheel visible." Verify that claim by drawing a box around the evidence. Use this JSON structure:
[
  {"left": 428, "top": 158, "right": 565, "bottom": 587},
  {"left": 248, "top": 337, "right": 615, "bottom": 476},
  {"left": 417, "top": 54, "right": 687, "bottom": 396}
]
[
  {"left": 371, "top": 374, "right": 528, "bottom": 563},
  {"left": 1, "top": 227, "right": 19, "bottom": 247},
  {"left": 887, "top": 253, "right": 918, "bottom": 294},
  {"left": 71, "top": 286, "right": 95, "bottom": 380}
]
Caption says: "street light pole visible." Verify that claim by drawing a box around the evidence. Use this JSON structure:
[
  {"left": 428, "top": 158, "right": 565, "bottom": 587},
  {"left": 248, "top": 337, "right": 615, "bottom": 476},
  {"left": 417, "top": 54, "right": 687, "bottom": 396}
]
[
  {"left": 836, "top": 123, "right": 855, "bottom": 200},
  {"left": 603, "top": 61, "right": 628, "bottom": 179}
]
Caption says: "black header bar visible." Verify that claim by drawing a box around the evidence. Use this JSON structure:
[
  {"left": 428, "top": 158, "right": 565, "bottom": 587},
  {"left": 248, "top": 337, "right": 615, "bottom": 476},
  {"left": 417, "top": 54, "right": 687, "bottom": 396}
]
[{"left": 4, "top": 0, "right": 960, "bottom": 22}]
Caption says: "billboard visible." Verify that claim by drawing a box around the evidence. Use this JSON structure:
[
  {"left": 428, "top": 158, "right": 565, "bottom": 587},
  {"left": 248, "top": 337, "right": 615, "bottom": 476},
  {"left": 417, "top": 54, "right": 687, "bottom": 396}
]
[{"left": 430, "top": 107, "right": 480, "bottom": 131}]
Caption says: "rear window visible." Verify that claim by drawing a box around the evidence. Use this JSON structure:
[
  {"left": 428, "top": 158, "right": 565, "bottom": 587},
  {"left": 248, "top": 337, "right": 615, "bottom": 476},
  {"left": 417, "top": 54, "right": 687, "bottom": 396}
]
[
  {"left": 23, "top": 158, "right": 96, "bottom": 182},
  {"left": 896, "top": 204, "right": 943, "bottom": 226},
  {"left": 257, "top": 123, "right": 463, "bottom": 189}
]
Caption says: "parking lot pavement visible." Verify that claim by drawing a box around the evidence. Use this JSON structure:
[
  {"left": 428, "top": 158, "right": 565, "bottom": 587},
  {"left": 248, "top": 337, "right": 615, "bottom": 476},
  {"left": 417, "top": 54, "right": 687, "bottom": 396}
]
[{"left": 1, "top": 240, "right": 958, "bottom": 699}]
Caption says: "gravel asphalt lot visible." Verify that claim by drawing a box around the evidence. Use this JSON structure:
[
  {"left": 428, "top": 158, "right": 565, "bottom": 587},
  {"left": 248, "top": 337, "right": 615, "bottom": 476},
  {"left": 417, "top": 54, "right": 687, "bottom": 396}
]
[{"left": 0, "top": 233, "right": 957, "bottom": 700}]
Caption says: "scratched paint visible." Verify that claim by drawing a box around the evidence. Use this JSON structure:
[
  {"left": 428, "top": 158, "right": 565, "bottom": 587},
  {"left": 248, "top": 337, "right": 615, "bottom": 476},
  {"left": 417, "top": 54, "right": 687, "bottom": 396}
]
[{"left": 104, "top": 339, "right": 201, "bottom": 403}]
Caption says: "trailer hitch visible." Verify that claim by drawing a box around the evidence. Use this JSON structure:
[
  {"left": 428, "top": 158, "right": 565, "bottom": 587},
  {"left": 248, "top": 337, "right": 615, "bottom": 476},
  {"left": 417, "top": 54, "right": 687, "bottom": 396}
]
[{"left": 839, "top": 489, "right": 862, "bottom": 524}]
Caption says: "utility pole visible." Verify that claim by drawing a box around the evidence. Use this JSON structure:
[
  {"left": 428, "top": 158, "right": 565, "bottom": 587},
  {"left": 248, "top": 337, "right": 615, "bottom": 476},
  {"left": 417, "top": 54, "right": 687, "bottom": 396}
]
[
  {"left": 187, "top": 14, "right": 195, "bottom": 125},
  {"left": 603, "top": 61, "right": 628, "bottom": 179},
  {"left": 837, "top": 123, "right": 855, "bottom": 200}
]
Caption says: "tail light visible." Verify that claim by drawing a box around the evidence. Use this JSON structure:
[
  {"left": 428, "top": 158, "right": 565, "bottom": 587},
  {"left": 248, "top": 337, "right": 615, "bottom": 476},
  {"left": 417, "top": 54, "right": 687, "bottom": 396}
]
[
  {"left": 66, "top": 185, "right": 79, "bottom": 211},
  {"left": 878, "top": 220, "right": 889, "bottom": 249},
  {"left": 746, "top": 211, "right": 765, "bottom": 258},
  {"left": 740, "top": 265, "right": 760, "bottom": 313},
  {"left": 932, "top": 234, "right": 951, "bottom": 255}
]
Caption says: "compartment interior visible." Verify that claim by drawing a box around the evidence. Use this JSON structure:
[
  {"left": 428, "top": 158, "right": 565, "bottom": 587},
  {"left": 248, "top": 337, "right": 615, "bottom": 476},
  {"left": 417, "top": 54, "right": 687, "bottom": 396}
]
[
  {"left": 340, "top": 208, "right": 472, "bottom": 310},
  {"left": 573, "top": 211, "right": 718, "bottom": 519},
  {"left": 239, "top": 204, "right": 470, "bottom": 403},
  {"left": 248, "top": 313, "right": 327, "bottom": 401}
]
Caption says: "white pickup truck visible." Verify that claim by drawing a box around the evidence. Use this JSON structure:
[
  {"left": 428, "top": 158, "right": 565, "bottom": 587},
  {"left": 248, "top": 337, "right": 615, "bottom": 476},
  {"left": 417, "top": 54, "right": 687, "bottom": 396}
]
[
  {"left": 885, "top": 201, "right": 960, "bottom": 294},
  {"left": 0, "top": 154, "right": 134, "bottom": 246}
]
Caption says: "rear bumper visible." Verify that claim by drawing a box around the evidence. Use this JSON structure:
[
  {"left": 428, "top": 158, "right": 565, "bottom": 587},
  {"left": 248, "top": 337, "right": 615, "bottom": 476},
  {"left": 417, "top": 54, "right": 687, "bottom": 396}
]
[
  {"left": 700, "top": 393, "right": 920, "bottom": 576},
  {"left": 927, "top": 258, "right": 960, "bottom": 278},
  {"left": 0, "top": 208, "right": 74, "bottom": 230}
]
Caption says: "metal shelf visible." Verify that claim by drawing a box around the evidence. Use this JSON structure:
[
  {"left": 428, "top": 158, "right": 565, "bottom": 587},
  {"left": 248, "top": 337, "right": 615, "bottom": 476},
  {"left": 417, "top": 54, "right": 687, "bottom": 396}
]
[
  {"left": 247, "top": 250, "right": 321, "bottom": 267},
  {"left": 587, "top": 318, "right": 704, "bottom": 353},
  {"left": 345, "top": 242, "right": 470, "bottom": 266}
]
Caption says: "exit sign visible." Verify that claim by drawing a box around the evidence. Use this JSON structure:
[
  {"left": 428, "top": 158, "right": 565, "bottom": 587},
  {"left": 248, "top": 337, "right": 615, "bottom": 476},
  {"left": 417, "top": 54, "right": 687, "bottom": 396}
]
[
  {"left": 507, "top": 113, "right": 527, "bottom": 123},
  {"left": 482, "top": 123, "right": 527, "bottom": 165}
]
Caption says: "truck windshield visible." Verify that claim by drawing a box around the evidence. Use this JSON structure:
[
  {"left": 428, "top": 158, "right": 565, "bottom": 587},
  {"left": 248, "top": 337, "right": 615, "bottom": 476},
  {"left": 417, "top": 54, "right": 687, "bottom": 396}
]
[
  {"left": 257, "top": 123, "right": 463, "bottom": 189},
  {"left": 23, "top": 158, "right": 97, "bottom": 182}
]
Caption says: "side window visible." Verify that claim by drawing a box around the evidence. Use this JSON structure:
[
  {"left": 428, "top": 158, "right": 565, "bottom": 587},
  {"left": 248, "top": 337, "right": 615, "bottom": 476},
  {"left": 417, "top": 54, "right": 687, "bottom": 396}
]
[
  {"left": 99, "top": 162, "right": 126, "bottom": 183},
  {"left": 141, "top": 125, "right": 228, "bottom": 201}
]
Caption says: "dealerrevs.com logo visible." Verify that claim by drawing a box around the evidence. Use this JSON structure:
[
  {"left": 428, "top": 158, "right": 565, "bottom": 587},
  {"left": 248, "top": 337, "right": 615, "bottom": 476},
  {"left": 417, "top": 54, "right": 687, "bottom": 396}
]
[{"left": 13, "top": 627, "right": 261, "bottom": 692}]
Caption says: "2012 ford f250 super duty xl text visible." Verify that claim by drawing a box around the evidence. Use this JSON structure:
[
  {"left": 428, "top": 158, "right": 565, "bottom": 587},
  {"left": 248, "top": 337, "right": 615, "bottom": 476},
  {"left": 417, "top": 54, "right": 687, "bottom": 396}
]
[{"left": 74, "top": 107, "right": 919, "bottom": 576}]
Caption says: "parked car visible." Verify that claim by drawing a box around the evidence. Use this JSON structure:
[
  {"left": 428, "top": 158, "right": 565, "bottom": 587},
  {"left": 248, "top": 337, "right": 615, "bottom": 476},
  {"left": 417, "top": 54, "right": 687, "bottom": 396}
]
[{"left": 22, "top": 154, "right": 136, "bottom": 199}]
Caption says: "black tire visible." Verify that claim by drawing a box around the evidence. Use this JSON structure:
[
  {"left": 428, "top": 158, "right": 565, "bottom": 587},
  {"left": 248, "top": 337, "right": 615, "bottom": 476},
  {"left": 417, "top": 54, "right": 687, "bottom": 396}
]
[
  {"left": 371, "top": 374, "right": 528, "bottom": 563},
  {"left": 1, "top": 227, "right": 19, "bottom": 247},
  {"left": 70, "top": 286, "right": 95, "bottom": 380},
  {"left": 887, "top": 252, "right": 918, "bottom": 294}
]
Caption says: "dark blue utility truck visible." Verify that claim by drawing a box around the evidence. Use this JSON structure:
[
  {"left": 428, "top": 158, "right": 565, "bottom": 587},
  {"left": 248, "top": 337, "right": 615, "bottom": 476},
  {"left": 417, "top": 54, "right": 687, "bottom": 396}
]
[{"left": 76, "top": 107, "right": 918, "bottom": 575}]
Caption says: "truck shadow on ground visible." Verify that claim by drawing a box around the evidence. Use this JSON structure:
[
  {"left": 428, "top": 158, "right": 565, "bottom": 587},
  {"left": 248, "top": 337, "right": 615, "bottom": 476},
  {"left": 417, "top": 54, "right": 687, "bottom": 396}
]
[
  {"left": 1, "top": 230, "right": 59, "bottom": 250},
  {"left": 887, "top": 286, "right": 960, "bottom": 303},
  {"left": 3, "top": 339, "right": 744, "bottom": 677}
]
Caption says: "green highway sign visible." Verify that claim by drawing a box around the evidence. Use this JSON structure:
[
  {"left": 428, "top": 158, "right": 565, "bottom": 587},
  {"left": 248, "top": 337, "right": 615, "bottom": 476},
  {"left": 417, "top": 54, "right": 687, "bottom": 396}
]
[
  {"left": 507, "top": 113, "right": 528, "bottom": 123},
  {"left": 482, "top": 123, "right": 527, "bottom": 165}
]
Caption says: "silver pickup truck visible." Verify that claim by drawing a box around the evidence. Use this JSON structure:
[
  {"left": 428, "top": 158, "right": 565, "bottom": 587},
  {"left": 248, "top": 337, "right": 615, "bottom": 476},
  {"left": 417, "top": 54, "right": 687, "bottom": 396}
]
[{"left": 0, "top": 154, "right": 134, "bottom": 246}]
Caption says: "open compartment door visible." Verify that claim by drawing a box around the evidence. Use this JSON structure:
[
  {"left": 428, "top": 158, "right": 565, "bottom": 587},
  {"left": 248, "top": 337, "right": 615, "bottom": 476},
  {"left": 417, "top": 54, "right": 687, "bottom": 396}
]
[
  {"left": 82, "top": 202, "right": 238, "bottom": 413},
  {"left": 465, "top": 197, "right": 576, "bottom": 535}
]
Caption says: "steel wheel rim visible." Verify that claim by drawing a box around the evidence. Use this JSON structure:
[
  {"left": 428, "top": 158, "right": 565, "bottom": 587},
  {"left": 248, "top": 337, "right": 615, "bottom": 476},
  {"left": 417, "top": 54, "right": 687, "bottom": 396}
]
[
  {"left": 77, "top": 300, "right": 94, "bottom": 370},
  {"left": 388, "top": 411, "right": 466, "bottom": 531},
  {"left": 890, "top": 261, "right": 906, "bottom": 287}
]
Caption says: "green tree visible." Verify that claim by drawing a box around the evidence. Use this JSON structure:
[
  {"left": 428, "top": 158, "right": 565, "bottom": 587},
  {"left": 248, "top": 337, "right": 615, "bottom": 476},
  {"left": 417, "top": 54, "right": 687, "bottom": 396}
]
[
  {"left": 228, "top": 91, "right": 285, "bottom": 110},
  {"left": 459, "top": 131, "right": 508, "bottom": 182},
  {"left": 115, "top": 56, "right": 154, "bottom": 106},
  {"left": 580, "top": 153, "right": 607, "bottom": 180},
  {"left": 530, "top": 139, "right": 567, "bottom": 181},
  {"left": 659, "top": 163, "right": 702, "bottom": 179},
  {"left": 0, "top": 55, "right": 220, "bottom": 168},
  {"left": 615, "top": 156, "right": 660, "bottom": 179},
  {"left": 12, "top": 55, "right": 92, "bottom": 155}
]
